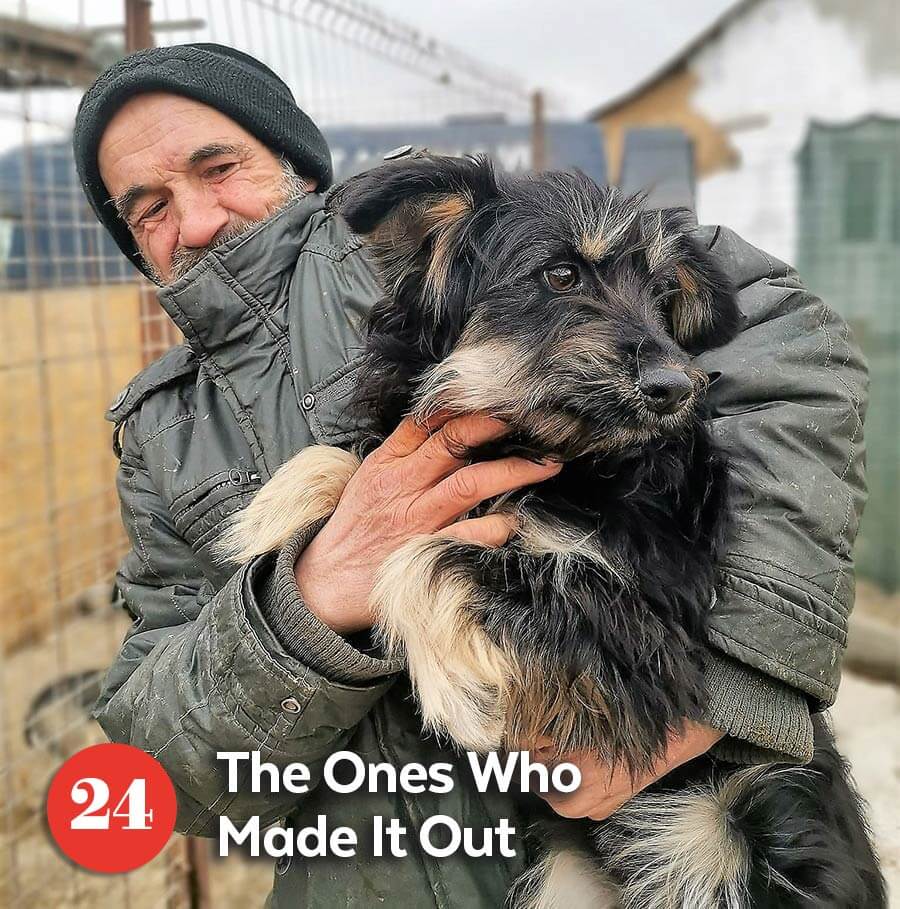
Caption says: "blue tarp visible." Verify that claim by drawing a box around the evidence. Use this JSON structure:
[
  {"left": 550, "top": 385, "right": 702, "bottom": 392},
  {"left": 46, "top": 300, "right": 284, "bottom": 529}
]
[{"left": 323, "top": 120, "right": 607, "bottom": 184}]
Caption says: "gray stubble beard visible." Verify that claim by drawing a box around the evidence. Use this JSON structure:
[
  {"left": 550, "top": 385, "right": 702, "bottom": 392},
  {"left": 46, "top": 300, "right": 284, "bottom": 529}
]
[{"left": 145, "top": 159, "right": 313, "bottom": 285}]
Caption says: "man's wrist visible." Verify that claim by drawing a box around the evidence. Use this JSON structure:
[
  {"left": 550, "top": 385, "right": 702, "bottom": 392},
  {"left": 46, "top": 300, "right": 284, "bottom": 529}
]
[
  {"left": 254, "top": 524, "right": 400, "bottom": 684},
  {"left": 294, "top": 555, "right": 342, "bottom": 631},
  {"left": 293, "top": 543, "right": 371, "bottom": 636}
]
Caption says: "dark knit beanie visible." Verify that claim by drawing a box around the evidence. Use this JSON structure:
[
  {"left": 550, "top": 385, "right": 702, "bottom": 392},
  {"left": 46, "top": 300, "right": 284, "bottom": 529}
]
[{"left": 73, "top": 43, "right": 332, "bottom": 277}]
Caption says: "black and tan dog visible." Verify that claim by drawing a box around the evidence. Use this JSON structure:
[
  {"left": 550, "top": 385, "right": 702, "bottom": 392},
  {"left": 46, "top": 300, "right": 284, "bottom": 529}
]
[{"left": 219, "top": 155, "right": 885, "bottom": 908}]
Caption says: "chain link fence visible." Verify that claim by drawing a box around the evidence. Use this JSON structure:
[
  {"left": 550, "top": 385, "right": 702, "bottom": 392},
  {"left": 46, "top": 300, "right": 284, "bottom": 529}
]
[{"left": 0, "top": 1, "right": 535, "bottom": 905}]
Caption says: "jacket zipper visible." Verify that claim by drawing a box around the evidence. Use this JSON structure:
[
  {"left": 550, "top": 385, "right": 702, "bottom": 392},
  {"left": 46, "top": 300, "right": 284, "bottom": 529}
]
[{"left": 228, "top": 468, "right": 261, "bottom": 486}]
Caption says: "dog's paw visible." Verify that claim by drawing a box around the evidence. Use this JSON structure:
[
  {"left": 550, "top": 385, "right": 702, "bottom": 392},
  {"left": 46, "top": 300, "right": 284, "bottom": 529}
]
[
  {"left": 214, "top": 445, "right": 361, "bottom": 563},
  {"left": 372, "top": 535, "right": 513, "bottom": 751}
]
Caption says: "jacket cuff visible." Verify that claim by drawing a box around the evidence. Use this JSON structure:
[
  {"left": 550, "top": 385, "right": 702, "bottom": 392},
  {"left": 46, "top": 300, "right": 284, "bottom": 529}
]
[
  {"left": 209, "top": 559, "right": 393, "bottom": 743},
  {"left": 254, "top": 520, "right": 402, "bottom": 685},
  {"left": 702, "top": 651, "right": 814, "bottom": 765},
  {"left": 708, "top": 566, "right": 846, "bottom": 710}
]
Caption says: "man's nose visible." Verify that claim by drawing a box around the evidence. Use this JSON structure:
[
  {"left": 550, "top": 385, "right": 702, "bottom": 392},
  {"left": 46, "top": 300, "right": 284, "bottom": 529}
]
[{"left": 174, "top": 192, "right": 229, "bottom": 250}]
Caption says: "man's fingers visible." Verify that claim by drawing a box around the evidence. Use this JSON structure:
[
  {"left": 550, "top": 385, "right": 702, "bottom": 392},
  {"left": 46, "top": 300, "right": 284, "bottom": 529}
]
[
  {"left": 539, "top": 773, "right": 631, "bottom": 821},
  {"left": 441, "top": 513, "right": 517, "bottom": 547},
  {"left": 409, "top": 413, "right": 511, "bottom": 480},
  {"left": 376, "top": 412, "right": 507, "bottom": 473},
  {"left": 424, "top": 456, "right": 562, "bottom": 525},
  {"left": 376, "top": 410, "right": 460, "bottom": 459},
  {"left": 377, "top": 414, "right": 434, "bottom": 459},
  {"left": 536, "top": 728, "right": 722, "bottom": 823},
  {"left": 666, "top": 720, "right": 725, "bottom": 764},
  {"left": 415, "top": 408, "right": 455, "bottom": 433}
]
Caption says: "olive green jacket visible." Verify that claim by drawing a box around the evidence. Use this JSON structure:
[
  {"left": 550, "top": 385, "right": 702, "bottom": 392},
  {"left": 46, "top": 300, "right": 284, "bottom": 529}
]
[{"left": 96, "top": 194, "right": 867, "bottom": 908}]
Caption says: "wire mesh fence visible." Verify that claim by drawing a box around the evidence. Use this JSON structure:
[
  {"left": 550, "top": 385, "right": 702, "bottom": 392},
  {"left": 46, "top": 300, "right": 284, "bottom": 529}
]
[{"left": 0, "top": 1, "right": 535, "bottom": 905}]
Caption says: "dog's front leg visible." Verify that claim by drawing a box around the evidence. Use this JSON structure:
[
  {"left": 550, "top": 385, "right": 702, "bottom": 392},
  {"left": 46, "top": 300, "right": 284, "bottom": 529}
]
[
  {"left": 216, "top": 445, "right": 361, "bottom": 562},
  {"left": 373, "top": 535, "right": 514, "bottom": 752}
]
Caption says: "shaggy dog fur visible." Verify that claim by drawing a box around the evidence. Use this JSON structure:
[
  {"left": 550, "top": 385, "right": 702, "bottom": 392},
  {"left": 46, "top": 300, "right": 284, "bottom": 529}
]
[{"left": 220, "top": 154, "right": 885, "bottom": 908}]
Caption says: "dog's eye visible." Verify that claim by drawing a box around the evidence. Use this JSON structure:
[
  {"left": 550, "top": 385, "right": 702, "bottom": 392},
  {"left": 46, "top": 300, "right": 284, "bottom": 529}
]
[{"left": 542, "top": 264, "right": 580, "bottom": 292}]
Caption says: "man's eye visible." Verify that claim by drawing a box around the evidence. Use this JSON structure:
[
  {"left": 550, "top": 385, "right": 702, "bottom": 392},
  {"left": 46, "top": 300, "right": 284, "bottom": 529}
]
[
  {"left": 137, "top": 200, "right": 167, "bottom": 224},
  {"left": 205, "top": 162, "right": 236, "bottom": 178},
  {"left": 542, "top": 264, "right": 580, "bottom": 292}
]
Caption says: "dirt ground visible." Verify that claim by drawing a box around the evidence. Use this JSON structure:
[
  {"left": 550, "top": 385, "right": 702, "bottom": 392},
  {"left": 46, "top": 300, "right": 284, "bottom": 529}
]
[
  {"left": 830, "top": 670, "right": 900, "bottom": 903},
  {"left": 0, "top": 608, "right": 194, "bottom": 908}
]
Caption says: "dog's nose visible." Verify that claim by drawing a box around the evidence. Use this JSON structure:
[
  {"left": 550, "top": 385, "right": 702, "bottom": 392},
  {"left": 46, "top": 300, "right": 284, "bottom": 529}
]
[{"left": 639, "top": 368, "right": 693, "bottom": 414}]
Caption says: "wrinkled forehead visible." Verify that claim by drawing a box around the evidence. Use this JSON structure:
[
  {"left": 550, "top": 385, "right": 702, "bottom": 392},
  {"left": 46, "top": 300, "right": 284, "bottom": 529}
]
[{"left": 97, "top": 92, "right": 260, "bottom": 197}]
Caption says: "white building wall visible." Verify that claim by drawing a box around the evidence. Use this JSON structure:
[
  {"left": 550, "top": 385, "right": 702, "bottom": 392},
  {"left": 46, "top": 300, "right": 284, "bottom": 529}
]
[{"left": 690, "top": 0, "right": 900, "bottom": 263}]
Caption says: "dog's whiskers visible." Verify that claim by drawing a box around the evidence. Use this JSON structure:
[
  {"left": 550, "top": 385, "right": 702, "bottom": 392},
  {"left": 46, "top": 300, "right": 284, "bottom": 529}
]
[{"left": 635, "top": 336, "right": 647, "bottom": 386}]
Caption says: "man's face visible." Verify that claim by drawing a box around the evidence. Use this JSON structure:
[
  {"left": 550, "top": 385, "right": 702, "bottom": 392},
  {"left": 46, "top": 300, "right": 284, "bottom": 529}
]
[{"left": 98, "top": 92, "right": 314, "bottom": 283}]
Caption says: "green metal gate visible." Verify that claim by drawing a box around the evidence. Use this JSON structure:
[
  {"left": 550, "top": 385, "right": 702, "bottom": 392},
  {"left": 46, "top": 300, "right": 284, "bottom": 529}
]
[{"left": 797, "top": 117, "right": 900, "bottom": 592}]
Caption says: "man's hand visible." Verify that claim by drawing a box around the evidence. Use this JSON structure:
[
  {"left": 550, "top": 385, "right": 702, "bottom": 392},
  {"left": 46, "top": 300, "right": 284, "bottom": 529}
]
[
  {"left": 295, "top": 412, "right": 562, "bottom": 634},
  {"left": 536, "top": 721, "right": 724, "bottom": 821}
]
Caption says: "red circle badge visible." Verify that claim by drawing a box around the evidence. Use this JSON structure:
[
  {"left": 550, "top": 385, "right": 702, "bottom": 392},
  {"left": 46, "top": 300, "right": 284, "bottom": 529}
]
[{"left": 46, "top": 743, "right": 177, "bottom": 873}]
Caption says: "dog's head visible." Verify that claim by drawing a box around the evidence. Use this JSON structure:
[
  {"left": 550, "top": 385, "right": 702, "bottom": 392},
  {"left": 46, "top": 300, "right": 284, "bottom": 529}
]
[{"left": 335, "top": 154, "right": 740, "bottom": 458}]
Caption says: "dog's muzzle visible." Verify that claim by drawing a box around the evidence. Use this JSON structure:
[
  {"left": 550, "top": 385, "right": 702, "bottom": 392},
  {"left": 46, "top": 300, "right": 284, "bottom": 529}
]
[{"left": 638, "top": 367, "right": 694, "bottom": 415}]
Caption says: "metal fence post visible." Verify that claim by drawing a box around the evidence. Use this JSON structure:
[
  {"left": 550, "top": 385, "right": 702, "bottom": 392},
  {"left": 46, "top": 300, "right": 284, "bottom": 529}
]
[{"left": 125, "top": 0, "right": 153, "bottom": 51}]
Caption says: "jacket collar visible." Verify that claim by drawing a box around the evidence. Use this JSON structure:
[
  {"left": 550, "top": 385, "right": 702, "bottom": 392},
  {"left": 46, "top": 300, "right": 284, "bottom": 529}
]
[{"left": 156, "top": 193, "right": 325, "bottom": 347}]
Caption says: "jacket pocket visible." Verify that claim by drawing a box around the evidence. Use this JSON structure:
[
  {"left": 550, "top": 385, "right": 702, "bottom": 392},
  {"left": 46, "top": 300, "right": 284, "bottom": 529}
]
[
  {"left": 170, "top": 468, "right": 262, "bottom": 554},
  {"left": 307, "top": 355, "right": 367, "bottom": 447}
]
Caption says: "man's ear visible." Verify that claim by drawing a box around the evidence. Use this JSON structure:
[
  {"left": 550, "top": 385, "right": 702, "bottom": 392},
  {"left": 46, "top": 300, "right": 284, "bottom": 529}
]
[
  {"left": 331, "top": 154, "right": 497, "bottom": 308},
  {"left": 640, "top": 209, "right": 742, "bottom": 352}
]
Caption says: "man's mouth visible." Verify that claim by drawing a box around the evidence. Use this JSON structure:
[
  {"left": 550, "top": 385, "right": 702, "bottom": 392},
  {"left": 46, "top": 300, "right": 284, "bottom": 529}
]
[{"left": 167, "top": 218, "right": 257, "bottom": 282}]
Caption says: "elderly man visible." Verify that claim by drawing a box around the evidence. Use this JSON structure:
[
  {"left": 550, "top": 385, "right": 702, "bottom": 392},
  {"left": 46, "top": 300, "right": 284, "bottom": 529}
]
[{"left": 75, "top": 43, "right": 866, "bottom": 907}]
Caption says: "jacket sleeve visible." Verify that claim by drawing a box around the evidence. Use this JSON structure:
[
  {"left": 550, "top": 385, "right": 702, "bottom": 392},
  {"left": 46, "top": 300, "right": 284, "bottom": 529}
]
[
  {"left": 95, "top": 434, "right": 401, "bottom": 837},
  {"left": 693, "top": 226, "right": 868, "bottom": 765}
]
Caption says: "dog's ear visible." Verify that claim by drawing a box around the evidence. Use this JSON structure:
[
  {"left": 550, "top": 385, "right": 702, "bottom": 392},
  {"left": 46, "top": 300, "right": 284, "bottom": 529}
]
[
  {"left": 640, "top": 209, "right": 741, "bottom": 352},
  {"left": 331, "top": 154, "right": 497, "bottom": 308}
]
